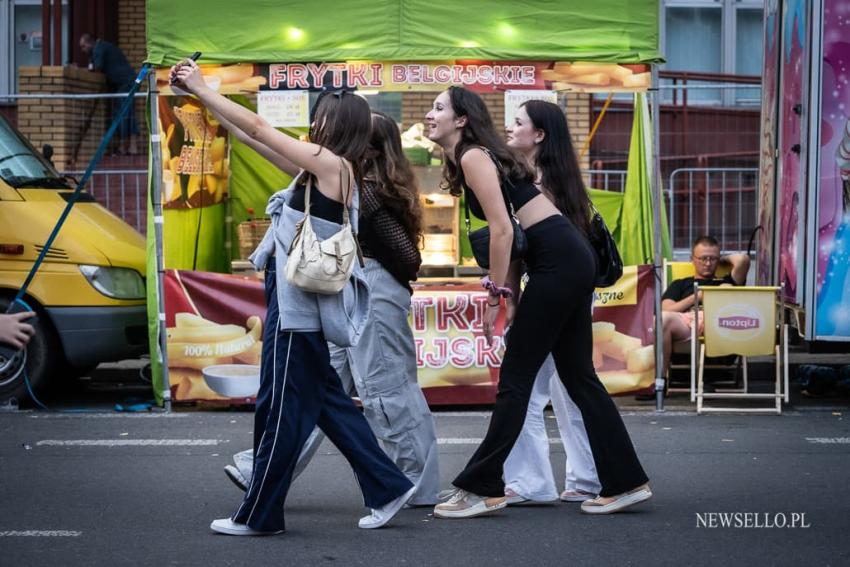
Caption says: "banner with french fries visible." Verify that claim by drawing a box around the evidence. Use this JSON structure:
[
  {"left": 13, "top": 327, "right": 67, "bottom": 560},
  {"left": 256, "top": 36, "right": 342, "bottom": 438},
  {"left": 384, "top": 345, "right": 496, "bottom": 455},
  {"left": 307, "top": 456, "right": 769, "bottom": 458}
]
[
  {"left": 592, "top": 265, "right": 657, "bottom": 395},
  {"left": 158, "top": 96, "right": 231, "bottom": 273},
  {"left": 165, "top": 269, "right": 265, "bottom": 403},
  {"left": 163, "top": 266, "right": 655, "bottom": 406}
]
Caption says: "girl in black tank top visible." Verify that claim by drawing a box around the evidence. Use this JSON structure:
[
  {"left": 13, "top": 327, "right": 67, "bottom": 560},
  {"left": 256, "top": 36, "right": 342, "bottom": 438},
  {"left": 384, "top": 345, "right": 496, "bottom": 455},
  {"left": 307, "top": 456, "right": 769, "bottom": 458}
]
[
  {"left": 426, "top": 87, "right": 650, "bottom": 520},
  {"left": 289, "top": 180, "right": 345, "bottom": 223},
  {"left": 462, "top": 146, "right": 540, "bottom": 221}
]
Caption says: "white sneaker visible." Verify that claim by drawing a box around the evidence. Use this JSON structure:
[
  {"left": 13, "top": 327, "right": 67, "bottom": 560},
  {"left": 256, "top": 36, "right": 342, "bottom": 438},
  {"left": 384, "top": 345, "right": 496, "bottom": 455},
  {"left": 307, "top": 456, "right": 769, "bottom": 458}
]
[
  {"left": 210, "top": 518, "right": 283, "bottom": 536},
  {"left": 433, "top": 489, "right": 507, "bottom": 519},
  {"left": 358, "top": 486, "right": 416, "bottom": 529},
  {"left": 437, "top": 488, "right": 459, "bottom": 501},
  {"left": 504, "top": 488, "right": 530, "bottom": 505},
  {"left": 580, "top": 487, "right": 653, "bottom": 515},
  {"left": 224, "top": 465, "right": 249, "bottom": 492}
]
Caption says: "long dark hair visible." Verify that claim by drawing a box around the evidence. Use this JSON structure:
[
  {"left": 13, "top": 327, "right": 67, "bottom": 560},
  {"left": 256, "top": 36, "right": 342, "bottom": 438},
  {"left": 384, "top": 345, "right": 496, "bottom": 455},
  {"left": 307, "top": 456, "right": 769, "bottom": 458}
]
[
  {"left": 364, "top": 111, "right": 423, "bottom": 245},
  {"left": 442, "top": 86, "right": 533, "bottom": 196},
  {"left": 307, "top": 90, "right": 372, "bottom": 187},
  {"left": 522, "top": 99, "right": 592, "bottom": 235}
]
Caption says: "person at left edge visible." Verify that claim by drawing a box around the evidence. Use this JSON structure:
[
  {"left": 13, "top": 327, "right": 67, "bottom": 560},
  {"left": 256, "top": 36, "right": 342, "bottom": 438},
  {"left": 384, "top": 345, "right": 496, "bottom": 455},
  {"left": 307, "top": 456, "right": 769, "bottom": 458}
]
[{"left": 170, "top": 59, "right": 414, "bottom": 536}]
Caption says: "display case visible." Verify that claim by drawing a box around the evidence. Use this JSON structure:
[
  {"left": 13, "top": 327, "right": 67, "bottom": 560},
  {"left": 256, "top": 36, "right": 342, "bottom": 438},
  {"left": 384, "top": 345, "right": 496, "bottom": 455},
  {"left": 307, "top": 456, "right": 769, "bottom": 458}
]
[{"left": 414, "top": 165, "right": 459, "bottom": 270}]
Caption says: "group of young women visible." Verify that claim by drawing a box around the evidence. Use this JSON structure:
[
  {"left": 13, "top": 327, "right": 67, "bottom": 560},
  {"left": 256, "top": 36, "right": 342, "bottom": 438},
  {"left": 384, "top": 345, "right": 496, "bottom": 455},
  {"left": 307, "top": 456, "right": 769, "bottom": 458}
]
[{"left": 170, "top": 59, "right": 651, "bottom": 536}]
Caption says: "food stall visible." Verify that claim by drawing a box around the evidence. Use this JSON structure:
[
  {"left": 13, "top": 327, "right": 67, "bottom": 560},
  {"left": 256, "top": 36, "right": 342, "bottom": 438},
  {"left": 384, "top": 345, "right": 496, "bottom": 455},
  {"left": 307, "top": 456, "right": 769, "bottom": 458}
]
[{"left": 144, "top": 0, "right": 667, "bottom": 408}]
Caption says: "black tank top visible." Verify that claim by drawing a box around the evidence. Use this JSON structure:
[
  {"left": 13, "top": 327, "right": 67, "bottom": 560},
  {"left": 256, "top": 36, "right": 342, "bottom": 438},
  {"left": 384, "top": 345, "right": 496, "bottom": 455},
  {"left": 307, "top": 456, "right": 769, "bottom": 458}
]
[
  {"left": 290, "top": 181, "right": 345, "bottom": 224},
  {"left": 462, "top": 148, "right": 540, "bottom": 220}
]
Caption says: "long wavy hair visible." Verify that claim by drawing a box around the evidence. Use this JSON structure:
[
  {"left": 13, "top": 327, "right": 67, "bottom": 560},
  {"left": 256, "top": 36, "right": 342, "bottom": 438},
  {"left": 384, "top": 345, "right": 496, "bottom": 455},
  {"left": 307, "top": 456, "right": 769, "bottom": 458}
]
[
  {"left": 364, "top": 111, "right": 423, "bottom": 245},
  {"left": 307, "top": 90, "right": 372, "bottom": 187},
  {"left": 522, "top": 99, "right": 592, "bottom": 235},
  {"left": 441, "top": 86, "right": 533, "bottom": 196}
]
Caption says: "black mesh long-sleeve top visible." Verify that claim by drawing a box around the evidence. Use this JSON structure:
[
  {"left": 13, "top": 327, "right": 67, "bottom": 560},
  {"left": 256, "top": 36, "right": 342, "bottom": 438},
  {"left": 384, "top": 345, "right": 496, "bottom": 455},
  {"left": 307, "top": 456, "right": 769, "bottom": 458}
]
[{"left": 357, "top": 180, "right": 421, "bottom": 292}]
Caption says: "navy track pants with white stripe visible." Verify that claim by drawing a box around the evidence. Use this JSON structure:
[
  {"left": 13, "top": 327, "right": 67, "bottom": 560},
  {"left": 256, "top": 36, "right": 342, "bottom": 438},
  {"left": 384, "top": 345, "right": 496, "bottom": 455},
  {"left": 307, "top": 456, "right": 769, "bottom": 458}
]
[{"left": 231, "top": 264, "right": 413, "bottom": 532}]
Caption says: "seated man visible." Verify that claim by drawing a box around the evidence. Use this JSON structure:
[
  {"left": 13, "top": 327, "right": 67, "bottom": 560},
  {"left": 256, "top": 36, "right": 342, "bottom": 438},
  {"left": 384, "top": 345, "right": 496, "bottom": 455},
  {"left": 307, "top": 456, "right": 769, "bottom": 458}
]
[{"left": 661, "top": 235, "right": 750, "bottom": 379}]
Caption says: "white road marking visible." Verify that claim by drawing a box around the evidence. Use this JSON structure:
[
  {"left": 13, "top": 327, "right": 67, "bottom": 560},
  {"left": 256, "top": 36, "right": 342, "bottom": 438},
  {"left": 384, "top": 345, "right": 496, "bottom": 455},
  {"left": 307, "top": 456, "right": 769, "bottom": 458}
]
[
  {"left": 36, "top": 439, "right": 222, "bottom": 446},
  {"left": 0, "top": 530, "right": 82, "bottom": 537},
  {"left": 27, "top": 413, "right": 187, "bottom": 419},
  {"left": 805, "top": 437, "right": 850, "bottom": 444},
  {"left": 438, "top": 438, "right": 562, "bottom": 445}
]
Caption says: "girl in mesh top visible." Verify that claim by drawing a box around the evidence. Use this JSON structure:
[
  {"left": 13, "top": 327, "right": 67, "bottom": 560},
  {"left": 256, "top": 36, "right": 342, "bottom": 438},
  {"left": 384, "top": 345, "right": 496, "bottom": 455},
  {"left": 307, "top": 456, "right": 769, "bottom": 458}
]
[{"left": 227, "top": 111, "right": 440, "bottom": 508}]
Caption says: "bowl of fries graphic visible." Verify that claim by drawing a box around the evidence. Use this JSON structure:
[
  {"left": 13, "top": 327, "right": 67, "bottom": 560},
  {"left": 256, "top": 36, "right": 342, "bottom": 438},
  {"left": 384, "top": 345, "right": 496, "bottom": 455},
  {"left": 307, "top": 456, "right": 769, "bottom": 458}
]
[{"left": 202, "top": 364, "right": 261, "bottom": 398}]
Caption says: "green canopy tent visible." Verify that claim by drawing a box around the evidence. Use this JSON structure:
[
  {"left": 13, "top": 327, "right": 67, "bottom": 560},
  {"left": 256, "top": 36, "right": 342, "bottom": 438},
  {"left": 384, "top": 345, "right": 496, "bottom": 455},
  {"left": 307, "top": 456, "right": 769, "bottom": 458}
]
[{"left": 145, "top": 0, "right": 671, "bottom": 410}]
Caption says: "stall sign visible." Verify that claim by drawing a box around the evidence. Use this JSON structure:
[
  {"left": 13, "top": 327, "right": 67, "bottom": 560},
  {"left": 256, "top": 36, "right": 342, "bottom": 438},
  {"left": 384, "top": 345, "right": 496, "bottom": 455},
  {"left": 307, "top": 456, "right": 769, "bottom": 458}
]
[
  {"left": 257, "top": 90, "right": 310, "bottom": 127},
  {"left": 504, "top": 90, "right": 558, "bottom": 126},
  {"left": 155, "top": 61, "right": 651, "bottom": 96}
]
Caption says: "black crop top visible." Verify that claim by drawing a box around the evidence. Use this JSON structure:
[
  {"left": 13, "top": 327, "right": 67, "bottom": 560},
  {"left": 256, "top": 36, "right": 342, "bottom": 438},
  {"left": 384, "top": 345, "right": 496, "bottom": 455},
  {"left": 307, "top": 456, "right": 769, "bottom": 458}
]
[
  {"left": 290, "top": 180, "right": 345, "bottom": 224},
  {"left": 463, "top": 148, "right": 540, "bottom": 220}
]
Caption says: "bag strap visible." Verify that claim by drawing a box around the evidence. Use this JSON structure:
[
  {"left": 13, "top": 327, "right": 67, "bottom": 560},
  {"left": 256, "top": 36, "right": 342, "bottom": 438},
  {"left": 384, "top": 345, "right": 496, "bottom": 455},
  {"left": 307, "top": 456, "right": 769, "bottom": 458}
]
[
  {"left": 338, "top": 157, "right": 366, "bottom": 267},
  {"left": 338, "top": 157, "right": 351, "bottom": 227}
]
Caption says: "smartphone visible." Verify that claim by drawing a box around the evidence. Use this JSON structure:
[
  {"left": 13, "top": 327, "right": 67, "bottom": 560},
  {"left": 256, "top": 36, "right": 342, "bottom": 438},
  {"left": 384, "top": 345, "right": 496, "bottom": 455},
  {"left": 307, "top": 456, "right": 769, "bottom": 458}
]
[{"left": 170, "top": 52, "right": 202, "bottom": 85}]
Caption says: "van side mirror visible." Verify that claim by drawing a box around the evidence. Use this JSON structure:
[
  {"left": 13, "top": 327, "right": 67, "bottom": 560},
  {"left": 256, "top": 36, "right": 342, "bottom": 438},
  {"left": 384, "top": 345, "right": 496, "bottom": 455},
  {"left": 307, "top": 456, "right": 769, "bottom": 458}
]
[{"left": 42, "top": 144, "right": 54, "bottom": 162}]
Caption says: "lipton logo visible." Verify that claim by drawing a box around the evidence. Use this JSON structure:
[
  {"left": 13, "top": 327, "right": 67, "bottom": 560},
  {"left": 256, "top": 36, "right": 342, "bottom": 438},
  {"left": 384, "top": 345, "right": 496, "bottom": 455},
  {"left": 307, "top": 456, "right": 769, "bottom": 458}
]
[{"left": 718, "top": 316, "right": 760, "bottom": 330}]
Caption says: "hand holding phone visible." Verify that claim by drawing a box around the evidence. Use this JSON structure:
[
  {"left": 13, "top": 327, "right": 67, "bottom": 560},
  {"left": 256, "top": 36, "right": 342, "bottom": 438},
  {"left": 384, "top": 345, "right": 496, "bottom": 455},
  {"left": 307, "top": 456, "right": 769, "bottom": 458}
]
[{"left": 169, "top": 52, "right": 202, "bottom": 85}]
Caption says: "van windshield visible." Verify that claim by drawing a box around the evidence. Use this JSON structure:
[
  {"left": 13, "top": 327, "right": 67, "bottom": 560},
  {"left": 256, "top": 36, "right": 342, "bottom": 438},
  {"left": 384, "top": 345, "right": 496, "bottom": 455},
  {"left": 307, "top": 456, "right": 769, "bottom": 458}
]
[{"left": 0, "top": 116, "right": 68, "bottom": 188}]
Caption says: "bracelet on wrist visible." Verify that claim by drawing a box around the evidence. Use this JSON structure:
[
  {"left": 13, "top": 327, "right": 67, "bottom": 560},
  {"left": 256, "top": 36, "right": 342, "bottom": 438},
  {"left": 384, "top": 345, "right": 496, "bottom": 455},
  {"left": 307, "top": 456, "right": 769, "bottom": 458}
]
[{"left": 481, "top": 276, "right": 513, "bottom": 299}]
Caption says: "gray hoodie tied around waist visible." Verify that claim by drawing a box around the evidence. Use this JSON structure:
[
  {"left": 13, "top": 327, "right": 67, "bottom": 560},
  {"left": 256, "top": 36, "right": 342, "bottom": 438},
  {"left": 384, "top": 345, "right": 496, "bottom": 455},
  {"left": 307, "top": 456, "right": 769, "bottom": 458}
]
[{"left": 249, "top": 174, "right": 371, "bottom": 348}]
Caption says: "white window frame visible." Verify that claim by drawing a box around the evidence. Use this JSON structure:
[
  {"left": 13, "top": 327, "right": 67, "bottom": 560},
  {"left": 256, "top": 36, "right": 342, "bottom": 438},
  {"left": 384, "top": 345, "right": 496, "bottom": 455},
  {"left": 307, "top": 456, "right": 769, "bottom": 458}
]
[
  {"left": 3, "top": 0, "right": 70, "bottom": 95},
  {"left": 661, "top": 0, "right": 764, "bottom": 106},
  {"left": 1, "top": 0, "right": 11, "bottom": 97}
]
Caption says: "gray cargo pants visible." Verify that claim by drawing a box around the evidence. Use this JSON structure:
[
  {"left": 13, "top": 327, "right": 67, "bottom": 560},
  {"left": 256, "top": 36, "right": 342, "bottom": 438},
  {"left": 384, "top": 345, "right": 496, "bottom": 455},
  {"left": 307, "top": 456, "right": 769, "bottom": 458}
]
[{"left": 234, "top": 259, "right": 440, "bottom": 505}]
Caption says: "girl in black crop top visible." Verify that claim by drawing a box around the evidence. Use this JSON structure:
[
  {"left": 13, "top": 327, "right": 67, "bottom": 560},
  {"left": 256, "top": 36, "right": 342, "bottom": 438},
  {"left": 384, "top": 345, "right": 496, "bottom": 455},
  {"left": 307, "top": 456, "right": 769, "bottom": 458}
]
[
  {"left": 462, "top": 147, "right": 540, "bottom": 221},
  {"left": 427, "top": 87, "right": 650, "bottom": 520}
]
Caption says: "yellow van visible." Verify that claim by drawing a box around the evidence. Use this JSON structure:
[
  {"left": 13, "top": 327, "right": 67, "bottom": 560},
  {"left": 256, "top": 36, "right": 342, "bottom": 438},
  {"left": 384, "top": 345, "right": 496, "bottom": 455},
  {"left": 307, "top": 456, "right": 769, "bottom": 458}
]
[{"left": 0, "top": 115, "right": 148, "bottom": 401}]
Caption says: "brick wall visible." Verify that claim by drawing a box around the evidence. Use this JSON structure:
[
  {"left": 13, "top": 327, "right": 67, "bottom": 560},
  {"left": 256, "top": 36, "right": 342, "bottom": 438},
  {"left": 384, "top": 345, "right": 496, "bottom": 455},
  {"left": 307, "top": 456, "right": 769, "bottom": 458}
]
[
  {"left": 17, "top": 66, "right": 107, "bottom": 169},
  {"left": 118, "top": 0, "right": 146, "bottom": 72},
  {"left": 118, "top": 0, "right": 148, "bottom": 142},
  {"left": 564, "top": 93, "right": 591, "bottom": 171},
  {"left": 401, "top": 90, "right": 590, "bottom": 169}
]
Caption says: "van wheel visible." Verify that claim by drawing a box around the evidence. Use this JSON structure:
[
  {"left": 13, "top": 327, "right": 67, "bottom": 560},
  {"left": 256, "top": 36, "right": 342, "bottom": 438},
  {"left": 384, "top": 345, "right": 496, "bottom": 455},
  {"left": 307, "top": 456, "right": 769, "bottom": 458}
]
[{"left": 0, "top": 297, "right": 60, "bottom": 404}]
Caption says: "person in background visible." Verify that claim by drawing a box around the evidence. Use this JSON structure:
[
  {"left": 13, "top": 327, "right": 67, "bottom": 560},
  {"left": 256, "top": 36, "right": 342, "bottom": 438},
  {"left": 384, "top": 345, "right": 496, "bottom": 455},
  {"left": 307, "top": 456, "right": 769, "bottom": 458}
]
[
  {"left": 79, "top": 33, "right": 139, "bottom": 155},
  {"left": 171, "top": 61, "right": 414, "bottom": 536},
  {"left": 500, "top": 100, "right": 601, "bottom": 505},
  {"left": 225, "top": 110, "right": 440, "bottom": 507},
  {"left": 660, "top": 235, "right": 750, "bottom": 379},
  {"left": 426, "top": 86, "right": 650, "bottom": 519},
  {"left": 0, "top": 311, "right": 35, "bottom": 350}
]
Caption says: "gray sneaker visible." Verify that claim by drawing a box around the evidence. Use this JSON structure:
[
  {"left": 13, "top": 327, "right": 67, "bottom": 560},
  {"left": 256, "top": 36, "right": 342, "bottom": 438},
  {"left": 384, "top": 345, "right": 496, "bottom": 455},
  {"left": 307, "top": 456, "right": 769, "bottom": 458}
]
[
  {"left": 224, "top": 465, "right": 249, "bottom": 492},
  {"left": 433, "top": 489, "right": 507, "bottom": 519}
]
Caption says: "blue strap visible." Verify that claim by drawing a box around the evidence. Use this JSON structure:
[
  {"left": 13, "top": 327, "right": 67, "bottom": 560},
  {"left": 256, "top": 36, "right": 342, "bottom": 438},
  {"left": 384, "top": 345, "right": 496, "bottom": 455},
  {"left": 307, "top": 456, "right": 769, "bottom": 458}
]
[{"left": 14, "top": 64, "right": 152, "bottom": 304}]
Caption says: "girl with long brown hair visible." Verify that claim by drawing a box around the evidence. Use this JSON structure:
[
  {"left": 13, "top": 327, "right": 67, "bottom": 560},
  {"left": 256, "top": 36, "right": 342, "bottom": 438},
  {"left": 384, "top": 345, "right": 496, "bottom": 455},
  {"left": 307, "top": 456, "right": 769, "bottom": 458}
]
[
  {"left": 428, "top": 86, "right": 650, "bottom": 519},
  {"left": 226, "top": 111, "right": 440, "bottom": 508},
  {"left": 170, "top": 63, "right": 415, "bottom": 536}
]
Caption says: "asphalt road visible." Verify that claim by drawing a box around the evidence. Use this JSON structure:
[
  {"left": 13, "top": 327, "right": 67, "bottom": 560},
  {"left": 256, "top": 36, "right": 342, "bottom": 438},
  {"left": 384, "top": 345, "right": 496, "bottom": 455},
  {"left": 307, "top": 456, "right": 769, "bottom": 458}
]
[{"left": 1, "top": 403, "right": 849, "bottom": 566}]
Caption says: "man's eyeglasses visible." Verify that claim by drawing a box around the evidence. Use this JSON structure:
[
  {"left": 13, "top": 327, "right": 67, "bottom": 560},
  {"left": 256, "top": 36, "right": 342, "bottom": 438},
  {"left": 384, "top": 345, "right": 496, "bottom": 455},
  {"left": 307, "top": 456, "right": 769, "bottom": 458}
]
[{"left": 694, "top": 255, "right": 720, "bottom": 264}]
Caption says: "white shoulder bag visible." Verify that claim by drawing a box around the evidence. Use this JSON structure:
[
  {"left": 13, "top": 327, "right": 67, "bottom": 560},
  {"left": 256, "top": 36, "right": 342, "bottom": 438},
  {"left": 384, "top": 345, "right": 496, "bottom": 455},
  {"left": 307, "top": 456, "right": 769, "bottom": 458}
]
[{"left": 286, "top": 158, "right": 364, "bottom": 294}]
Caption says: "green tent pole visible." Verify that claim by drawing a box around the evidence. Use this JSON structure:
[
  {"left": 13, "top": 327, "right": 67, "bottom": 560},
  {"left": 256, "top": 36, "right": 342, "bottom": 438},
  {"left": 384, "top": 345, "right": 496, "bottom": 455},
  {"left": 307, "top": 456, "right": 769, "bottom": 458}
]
[
  {"left": 649, "top": 70, "right": 666, "bottom": 412},
  {"left": 148, "top": 72, "right": 171, "bottom": 411}
]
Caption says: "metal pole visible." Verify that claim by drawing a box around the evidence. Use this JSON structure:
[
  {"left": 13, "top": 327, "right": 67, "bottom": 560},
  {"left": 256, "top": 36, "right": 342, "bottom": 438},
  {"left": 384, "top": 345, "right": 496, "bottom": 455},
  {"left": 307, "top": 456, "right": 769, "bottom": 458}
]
[
  {"left": 649, "top": 71, "right": 667, "bottom": 412},
  {"left": 148, "top": 73, "right": 171, "bottom": 412}
]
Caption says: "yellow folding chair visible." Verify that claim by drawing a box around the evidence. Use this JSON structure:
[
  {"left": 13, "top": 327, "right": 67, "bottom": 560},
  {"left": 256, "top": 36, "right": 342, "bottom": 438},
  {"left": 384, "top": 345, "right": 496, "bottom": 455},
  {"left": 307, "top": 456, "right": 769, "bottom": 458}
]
[
  {"left": 662, "top": 260, "right": 735, "bottom": 400},
  {"left": 694, "top": 285, "right": 789, "bottom": 414}
]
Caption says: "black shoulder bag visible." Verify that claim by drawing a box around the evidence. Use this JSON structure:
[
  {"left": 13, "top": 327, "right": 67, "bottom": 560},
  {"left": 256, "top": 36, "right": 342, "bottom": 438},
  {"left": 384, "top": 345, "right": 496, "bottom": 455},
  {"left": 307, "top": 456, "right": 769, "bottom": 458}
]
[
  {"left": 587, "top": 206, "right": 623, "bottom": 287},
  {"left": 464, "top": 150, "right": 527, "bottom": 270}
]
